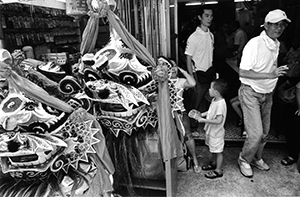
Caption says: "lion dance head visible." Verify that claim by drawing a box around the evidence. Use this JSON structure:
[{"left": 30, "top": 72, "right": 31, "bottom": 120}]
[{"left": 0, "top": 49, "right": 114, "bottom": 197}]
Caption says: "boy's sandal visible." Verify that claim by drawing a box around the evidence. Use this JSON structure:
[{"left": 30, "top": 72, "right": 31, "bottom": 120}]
[
  {"left": 202, "top": 164, "right": 216, "bottom": 171},
  {"left": 205, "top": 170, "right": 223, "bottom": 179},
  {"left": 193, "top": 165, "right": 201, "bottom": 174},
  {"left": 281, "top": 156, "right": 296, "bottom": 166}
]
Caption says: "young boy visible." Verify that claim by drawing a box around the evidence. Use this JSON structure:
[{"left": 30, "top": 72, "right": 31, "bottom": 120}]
[{"left": 189, "top": 78, "right": 228, "bottom": 178}]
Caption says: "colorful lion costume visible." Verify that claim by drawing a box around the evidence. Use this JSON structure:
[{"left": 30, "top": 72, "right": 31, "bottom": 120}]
[{"left": 0, "top": 49, "right": 114, "bottom": 197}]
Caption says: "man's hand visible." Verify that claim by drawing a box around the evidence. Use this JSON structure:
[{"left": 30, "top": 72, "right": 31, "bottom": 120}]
[{"left": 271, "top": 65, "right": 289, "bottom": 78}]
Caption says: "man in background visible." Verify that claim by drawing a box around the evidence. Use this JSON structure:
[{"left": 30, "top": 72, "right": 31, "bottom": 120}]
[{"left": 184, "top": 5, "right": 215, "bottom": 130}]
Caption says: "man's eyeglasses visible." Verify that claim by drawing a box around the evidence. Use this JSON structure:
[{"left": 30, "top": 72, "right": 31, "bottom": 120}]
[{"left": 268, "top": 22, "right": 288, "bottom": 29}]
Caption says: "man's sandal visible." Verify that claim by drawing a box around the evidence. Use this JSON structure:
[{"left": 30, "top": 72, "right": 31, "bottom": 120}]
[
  {"left": 201, "top": 164, "right": 216, "bottom": 171},
  {"left": 205, "top": 170, "right": 223, "bottom": 179},
  {"left": 281, "top": 156, "right": 296, "bottom": 166}
]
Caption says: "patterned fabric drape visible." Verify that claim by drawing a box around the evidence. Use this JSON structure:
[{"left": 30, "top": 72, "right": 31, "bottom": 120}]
[{"left": 115, "top": 0, "right": 181, "bottom": 162}]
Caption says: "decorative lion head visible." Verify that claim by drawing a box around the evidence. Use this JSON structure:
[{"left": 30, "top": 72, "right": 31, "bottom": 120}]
[
  {"left": 0, "top": 50, "right": 114, "bottom": 197},
  {"left": 59, "top": 27, "right": 159, "bottom": 138}
]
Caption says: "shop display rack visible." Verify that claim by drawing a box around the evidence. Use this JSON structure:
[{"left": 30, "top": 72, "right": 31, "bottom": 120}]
[{"left": 0, "top": 3, "right": 81, "bottom": 59}]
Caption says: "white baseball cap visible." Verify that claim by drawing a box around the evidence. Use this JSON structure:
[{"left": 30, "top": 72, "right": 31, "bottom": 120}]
[{"left": 261, "top": 9, "right": 291, "bottom": 27}]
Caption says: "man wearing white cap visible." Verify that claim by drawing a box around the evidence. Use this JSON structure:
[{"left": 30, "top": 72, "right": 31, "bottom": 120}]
[{"left": 237, "top": 9, "right": 291, "bottom": 178}]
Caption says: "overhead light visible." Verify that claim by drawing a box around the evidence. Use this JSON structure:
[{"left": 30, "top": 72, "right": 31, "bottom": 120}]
[
  {"left": 170, "top": 4, "right": 174, "bottom": 8},
  {"left": 234, "top": 0, "right": 251, "bottom": 2},
  {"left": 205, "top": 1, "right": 218, "bottom": 4},
  {"left": 186, "top": 1, "right": 218, "bottom": 6},
  {"left": 186, "top": 2, "right": 202, "bottom": 6},
  {"left": 56, "top": 0, "right": 66, "bottom": 2}
]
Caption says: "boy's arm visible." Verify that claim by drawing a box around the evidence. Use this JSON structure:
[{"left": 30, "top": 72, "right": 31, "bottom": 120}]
[
  {"left": 178, "top": 67, "right": 196, "bottom": 88},
  {"left": 198, "top": 114, "right": 223, "bottom": 125},
  {"left": 200, "top": 111, "right": 208, "bottom": 117}
]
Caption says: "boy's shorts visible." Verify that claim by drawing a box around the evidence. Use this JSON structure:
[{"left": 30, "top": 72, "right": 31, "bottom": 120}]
[{"left": 206, "top": 135, "right": 224, "bottom": 153}]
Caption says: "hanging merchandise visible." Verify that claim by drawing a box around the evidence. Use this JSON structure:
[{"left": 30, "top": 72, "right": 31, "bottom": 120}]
[
  {"left": 1, "top": 3, "right": 81, "bottom": 56},
  {"left": 66, "top": 0, "right": 88, "bottom": 20}
]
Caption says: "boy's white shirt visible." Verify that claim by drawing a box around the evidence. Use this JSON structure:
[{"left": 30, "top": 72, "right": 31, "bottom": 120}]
[{"left": 204, "top": 98, "right": 227, "bottom": 139}]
